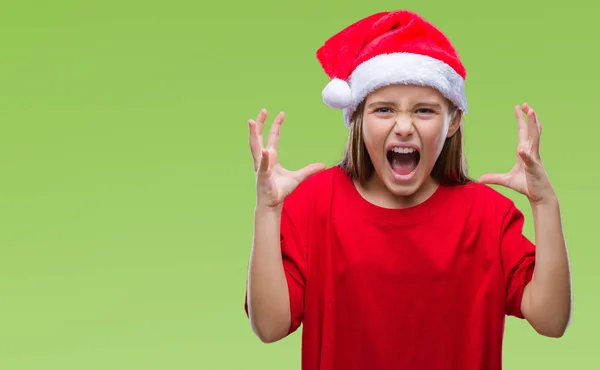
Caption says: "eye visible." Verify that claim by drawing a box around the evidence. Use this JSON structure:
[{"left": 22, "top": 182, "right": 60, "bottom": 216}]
[
  {"left": 415, "top": 108, "right": 435, "bottom": 115},
  {"left": 375, "top": 107, "right": 393, "bottom": 114}
]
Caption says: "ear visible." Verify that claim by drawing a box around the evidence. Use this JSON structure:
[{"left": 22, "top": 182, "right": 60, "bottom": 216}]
[{"left": 446, "top": 109, "right": 462, "bottom": 138}]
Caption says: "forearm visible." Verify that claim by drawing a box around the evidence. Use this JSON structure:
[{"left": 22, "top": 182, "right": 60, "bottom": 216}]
[
  {"left": 523, "top": 195, "right": 572, "bottom": 337},
  {"left": 247, "top": 205, "right": 292, "bottom": 343}
]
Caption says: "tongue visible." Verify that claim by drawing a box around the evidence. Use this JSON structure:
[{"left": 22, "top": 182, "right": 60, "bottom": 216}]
[{"left": 390, "top": 152, "right": 418, "bottom": 175}]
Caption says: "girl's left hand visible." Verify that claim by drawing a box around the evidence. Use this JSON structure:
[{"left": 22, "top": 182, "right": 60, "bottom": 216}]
[{"left": 478, "top": 103, "right": 556, "bottom": 205}]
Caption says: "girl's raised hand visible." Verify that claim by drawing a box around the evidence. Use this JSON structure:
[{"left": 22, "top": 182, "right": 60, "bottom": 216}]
[
  {"left": 248, "top": 109, "right": 326, "bottom": 209},
  {"left": 478, "top": 103, "right": 556, "bottom": 205}
]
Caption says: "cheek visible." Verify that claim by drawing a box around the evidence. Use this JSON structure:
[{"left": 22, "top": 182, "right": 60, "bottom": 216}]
[
  {"left": 362, "top": 121, "right": 386, "bottom": 161},
  {"left": 420, "top": 125, "right": 449, "bottom": 159},
  {"left": 435, "top": 128, "right": 450, "bottom": 151}
]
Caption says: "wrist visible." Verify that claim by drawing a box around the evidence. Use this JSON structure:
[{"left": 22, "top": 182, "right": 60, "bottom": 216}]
[
  {"left": 530, "top": 191, "right": 559, "bottom": 210},
  {"left": 255, "top": 203, "right": 283, "bottom": 217}
]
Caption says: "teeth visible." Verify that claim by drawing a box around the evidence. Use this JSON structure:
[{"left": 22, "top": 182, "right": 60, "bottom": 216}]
[{"left": 391, "top": 147, "right": 416, "bottom": 154}]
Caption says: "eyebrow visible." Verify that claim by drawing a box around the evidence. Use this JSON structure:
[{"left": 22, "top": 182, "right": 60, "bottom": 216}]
[
  {"left": 415, "top": 102, "right": 443, "bottom": 109},
  {"left": 366, "top": 101, "right": 397, "bottom": 108},
  {"left": 366, "top": 101, "right": 443, "bottom": 109}
]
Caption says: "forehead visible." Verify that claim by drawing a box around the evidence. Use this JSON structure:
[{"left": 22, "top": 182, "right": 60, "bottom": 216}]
[{"left": 366, "top": 84, "right": 446, "bottom": 103}]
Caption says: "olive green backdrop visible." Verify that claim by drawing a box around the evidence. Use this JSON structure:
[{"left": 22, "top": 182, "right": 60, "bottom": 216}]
[{"left": 0, "top": 0, "right": 597, "bottom": 369}]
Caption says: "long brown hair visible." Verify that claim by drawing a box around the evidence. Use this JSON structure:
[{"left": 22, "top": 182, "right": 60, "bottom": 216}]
[{"left": 338, "top": 101, "right": 472, "bottom": 186}]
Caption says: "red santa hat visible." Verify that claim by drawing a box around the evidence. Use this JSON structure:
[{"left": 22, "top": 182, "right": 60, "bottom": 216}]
[{"left": 317, "top": 10, "right": 468, "bottom": 128}]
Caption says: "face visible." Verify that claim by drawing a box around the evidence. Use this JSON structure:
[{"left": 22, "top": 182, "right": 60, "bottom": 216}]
[{"left": 361, "top": 84, "right": 460, "bottom": 203}]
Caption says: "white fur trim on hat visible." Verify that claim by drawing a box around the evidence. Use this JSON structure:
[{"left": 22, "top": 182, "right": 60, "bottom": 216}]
[{"left": 339, "top": 52, "right": 468, "bottom": 128}]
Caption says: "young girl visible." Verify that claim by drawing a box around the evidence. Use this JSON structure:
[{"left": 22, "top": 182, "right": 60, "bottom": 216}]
[{"left": 244, "top": 10, "right": 572, "bottom": 370}]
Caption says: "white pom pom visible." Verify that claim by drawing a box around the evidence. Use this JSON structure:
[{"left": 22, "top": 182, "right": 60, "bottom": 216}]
[{"left": 322, "top": 78, "right": 352, "bottom": 109}]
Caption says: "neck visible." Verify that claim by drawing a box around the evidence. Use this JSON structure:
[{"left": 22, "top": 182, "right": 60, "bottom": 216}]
[{"left": 355, "top": 174, "right": 440, "bottom": 209}]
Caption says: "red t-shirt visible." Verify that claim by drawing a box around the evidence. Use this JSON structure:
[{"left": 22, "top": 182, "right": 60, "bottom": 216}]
[{"left": 245, "top": 165, "right": 535, "bottom": 370}]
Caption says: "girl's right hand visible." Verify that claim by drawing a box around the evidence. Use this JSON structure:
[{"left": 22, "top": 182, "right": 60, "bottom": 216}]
[{"left": 248, "top": 109, "right": 326, "bottom": 210}]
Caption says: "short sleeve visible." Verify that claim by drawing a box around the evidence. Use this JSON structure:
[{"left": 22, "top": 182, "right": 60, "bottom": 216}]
[
  {"left": 244, "top": 202, "right": 308, "bottom": 335},
  {"left": 500, "top": 204, "right": 536, "bottom": 319}
]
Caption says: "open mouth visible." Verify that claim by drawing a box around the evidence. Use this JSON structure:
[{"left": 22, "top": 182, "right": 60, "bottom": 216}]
[{"left": 386, "top": 146, "right": 420, "bottom": 178}]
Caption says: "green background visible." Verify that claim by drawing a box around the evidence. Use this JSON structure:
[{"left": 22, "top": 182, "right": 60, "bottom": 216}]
[{"left": 0, "top": 0, "right": 596, "bottom": 369}]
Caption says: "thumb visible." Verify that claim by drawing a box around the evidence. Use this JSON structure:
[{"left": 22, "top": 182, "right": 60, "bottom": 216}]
[
  {"left": 294, "top": 163, "right": 327, "bottom": 182},
  {"left": 257, "top": 148, "right": 270, "bottom": 174},
  {"left": 477, "top": 172, "right": 509, "bottom": 186}
]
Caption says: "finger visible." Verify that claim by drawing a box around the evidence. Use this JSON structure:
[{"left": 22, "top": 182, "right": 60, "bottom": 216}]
[
  {"left": 533, "top": 109, "right": 543, "bottom": 136},
  {"left": 256, "top": 109, "right": 268, "bottom": 135},
  {"left": 293, "top": 162, "right": 327, "bottom": 182},
  {"left": 518, "top": 145, "right": 537, "bottom": 168},
  {"left": 514, "top": 105, "right": 528, "bottom": 145},
  {"left": 526, "top": 108, "right": 541, "bottom": 153},
  {"left": 248, "top": 119, "right": 262, "bottom": 169},
  {"left": 267, "top": 112, "right": 285, "bottom": 150},
  {"left": 477, "top": 172, "right": 509, "bottom": 187},
  {"left": 258, "top": 148, "right": 270, "bottom": 174}
]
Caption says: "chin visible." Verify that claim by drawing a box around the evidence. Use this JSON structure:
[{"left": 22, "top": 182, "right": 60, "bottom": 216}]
[
  {"left": 382, "top": 167, "right": 425, "bottom": 197},
  {"left": 380, "top": 153, "right": 436, "bottom": 199}
]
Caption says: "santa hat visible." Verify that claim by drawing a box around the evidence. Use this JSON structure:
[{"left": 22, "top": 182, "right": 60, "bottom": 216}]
[{"left": 317, "top": 10, "right": 468, "bottom": 128}]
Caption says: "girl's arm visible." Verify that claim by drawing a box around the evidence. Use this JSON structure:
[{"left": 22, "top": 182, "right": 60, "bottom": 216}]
[
  {"left": 478, "top": 104, "right": 572, "bottom": 337},
  {"left": 245, "top": 109, "right": 322, "bottom": 343},
  {"left": 521, "top": 196, "right": 572, "bottom": 337},
  {"left": 247, "top": 206, "right": 292, "bottom": 343}
]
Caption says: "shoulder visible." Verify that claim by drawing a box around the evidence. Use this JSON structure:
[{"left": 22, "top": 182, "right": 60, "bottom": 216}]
[
  {"left": 282, "top": 165, "right": 345, "bottom": 212},
  {"left": 287, "top": 165, "right": 344, "bottom": 200},
  {"left": 443, "top": 182, "right": 529, "bottom": 243},
  {"left": 444, "top": 181, "right": 519, "bottom": 217},
  {"left": 297, "top": 165, "right": 342, "bottom": 190}
]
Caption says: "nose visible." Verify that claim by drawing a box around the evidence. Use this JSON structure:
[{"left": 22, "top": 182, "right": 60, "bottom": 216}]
[{"left": 393, "top": 115, "right": 415, "bottom": 136}]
